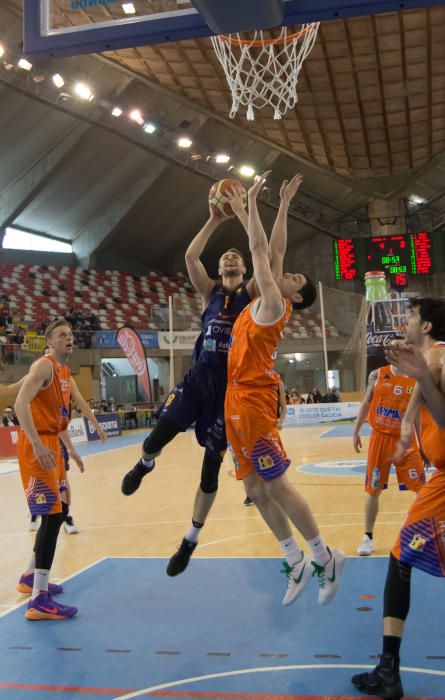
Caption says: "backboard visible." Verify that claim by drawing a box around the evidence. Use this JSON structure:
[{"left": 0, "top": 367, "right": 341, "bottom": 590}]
[{"left": 24, "top": 0, "right": 445, "bottom": 59}]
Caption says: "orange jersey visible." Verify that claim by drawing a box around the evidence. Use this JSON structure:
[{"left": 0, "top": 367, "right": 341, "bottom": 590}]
[
  {"left": 368, "top": 365, "right": 416, "bottom": 436},
  {"left": 28, "top": 355, "right": 71, "bottom": 435},
  {"left": 420, "top": 342, "right": 445, "bottom": 469},
  {"left": 228, "top": 298, "right": 292, "bottom": 388}
]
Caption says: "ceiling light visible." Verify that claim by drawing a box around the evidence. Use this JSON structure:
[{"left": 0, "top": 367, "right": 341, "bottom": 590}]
[
  {"left": 215, "top": 153, "right": 230, "bottom": 164},
  {"left": 143, "top": 122, "right": 156, "bottom": 134},
  {"left": 122, "top": 2, "right": 136, "bottom": 13},
  {"left": 129, "top": 109, "right": 144, "bottom": 125},
  {"left": 52, "top": 73, "right": 64, "bottom": 88},
  {"left": 0, "top": 45, "right": 4, "bottom": 58},
  {"left": 239, "top": 164, "right": 255, "bottom": 177},
  {"left": 74, "top": 82, "right": 94, "bottom": 101},
  {"left": 178, "top": 137, "right": 192, "bottom": 148},
  {"left": 112, "top": 106, "right": 123, "bottom": 117},
  {"left": 409, "top": 194, "right": 426, "bottom": 205},
  {"left": 18, "top": 58, "right": 33, "bottom": 71}
]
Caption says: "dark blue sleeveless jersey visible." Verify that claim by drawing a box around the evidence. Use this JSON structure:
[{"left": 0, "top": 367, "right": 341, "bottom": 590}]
[{"left": 192, "top": 282, "right": 251, "bottom": 373}]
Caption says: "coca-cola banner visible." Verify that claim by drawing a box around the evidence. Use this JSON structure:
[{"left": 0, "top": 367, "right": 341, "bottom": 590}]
[
  {"left": 366, "top": 300, "right": 408, "bottom": 378},
  {"left": 117, "top": 326, "right": 152, "bottom": 402}
]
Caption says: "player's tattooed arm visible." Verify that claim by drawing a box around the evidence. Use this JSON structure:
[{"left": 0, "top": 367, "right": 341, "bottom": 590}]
[{"left": 352, "top": 368, "right": 377, "bottom": 453}]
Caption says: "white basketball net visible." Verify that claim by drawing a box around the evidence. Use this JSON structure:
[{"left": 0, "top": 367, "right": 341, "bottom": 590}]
[{"left": 211, "top": 24, "right": 320, "bottom": 121}]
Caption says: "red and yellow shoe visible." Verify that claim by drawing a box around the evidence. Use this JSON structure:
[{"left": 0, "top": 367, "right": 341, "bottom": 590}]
[{"left": 25, "top": 591, "right": 77, "bottom": 620}]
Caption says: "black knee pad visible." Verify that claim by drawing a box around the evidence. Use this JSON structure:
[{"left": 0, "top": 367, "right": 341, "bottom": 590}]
[
  {"left": 383, "top": 553, "right": 412, "bottom": 621},
  {"left": 200, "top": 451, "right": 222, "bottom": 494}
]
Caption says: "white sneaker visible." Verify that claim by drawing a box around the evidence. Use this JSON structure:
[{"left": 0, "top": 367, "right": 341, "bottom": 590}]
[
  {"left": 28, "top": 515, "right": 39, "bottom": 532},
  {"left": 63, "top": 517, "right": 79, "bottom": 534},
  {"left": 281, "top": 554, "right": 312, "bottom": 606},
  {"left": 312, "top": 548, "right": 345, "bottom": 605},
  {"left": 357, "top": 534, "right": 375, "bottom": 556}
]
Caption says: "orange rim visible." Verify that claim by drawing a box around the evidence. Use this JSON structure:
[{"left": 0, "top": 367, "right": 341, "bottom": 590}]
[{"left": 218, "top": 23, "right": 318, "bottom": 48}]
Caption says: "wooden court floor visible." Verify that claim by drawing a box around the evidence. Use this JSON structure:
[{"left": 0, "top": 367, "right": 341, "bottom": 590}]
[{"left": 0, "top": 426, "right": 418, "bottom": 612}]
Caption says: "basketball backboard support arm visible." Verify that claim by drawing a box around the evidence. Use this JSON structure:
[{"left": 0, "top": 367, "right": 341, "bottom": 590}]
[{"left": 24, "top": 0, "right": 445, "bottom": 59}]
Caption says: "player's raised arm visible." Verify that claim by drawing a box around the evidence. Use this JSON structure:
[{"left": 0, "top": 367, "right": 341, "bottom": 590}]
[
  {"left": 245, "top": 173, "right": 283, "bottom": 321},
  {"left": 269, "top": 174, "right": 304, "bottom": 278},
  {"left": 353, "top": 369, "right": 378, "bottom": 453},
  {"left": 185, "top": 209, "right": 224, "bottom": 304},
  {"left": 14, "top": 360, "right": 55, "bottom": 469}
]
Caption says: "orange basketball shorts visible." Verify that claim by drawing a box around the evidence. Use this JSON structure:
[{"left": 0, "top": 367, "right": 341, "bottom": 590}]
[
  {"left": 365, "top": 429, "right": 425, "bottom": 495},
  {"left": 225, "top": 385, "right": 290, "bottom": 481},
  {"left": 392, "top": 468, "right": 445, "bottom": 577},
  {"left": 17, "top": 431, "right": 67, "bottom": 516}
]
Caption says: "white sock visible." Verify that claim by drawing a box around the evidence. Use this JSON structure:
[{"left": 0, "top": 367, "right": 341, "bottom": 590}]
[
  {"left": 32, "top": 569, "right": 49, "bottom": 599},
  {"left": 24, "top": 553, "right": 36, "bottom": 575},
  {"left": 307, "top": 536, "right": 330, "bottom": 566},
  {"left": 141, "top": 457, "right": 154, "bottom": 469},
  {"left": 185, "top": 522, "right": 203, "bottom": 543},
  {"left": 279, "top": 536, "right": 303, "bottom": 567}
]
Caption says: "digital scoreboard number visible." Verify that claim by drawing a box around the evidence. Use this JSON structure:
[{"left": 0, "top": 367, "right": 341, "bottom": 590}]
[
  {"left": 368, "top": 235, "right": 410, "bottom": 287},
  {"left": 333, "top": 232, "right": 439, "bottom": 285}
]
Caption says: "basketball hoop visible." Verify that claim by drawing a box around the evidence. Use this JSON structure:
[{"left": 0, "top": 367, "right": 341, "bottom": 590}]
[{"left": 211, "top": 23, "right": 319, "bottom": 121}]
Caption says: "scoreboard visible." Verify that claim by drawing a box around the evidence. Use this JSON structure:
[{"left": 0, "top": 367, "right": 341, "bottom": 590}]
[{"left": 333, "top": 231, "right": 443, "bottom": 286}]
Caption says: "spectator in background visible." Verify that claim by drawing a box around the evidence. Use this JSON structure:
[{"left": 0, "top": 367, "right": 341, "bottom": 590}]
[
  {"left": 2, "top": 406, "right": 19, "bottom": 426},
  {"left": 289, "top": 389, "right": 304, "bottom": 405},
  {"left": 15, "top": 327, "right": 25, "bottom": 345},
  {"left": 306, "top": 391, "right": 316, "bottom": 404},
  {"left": 312, "top": 388, "right": 323, "bottom": 403}
]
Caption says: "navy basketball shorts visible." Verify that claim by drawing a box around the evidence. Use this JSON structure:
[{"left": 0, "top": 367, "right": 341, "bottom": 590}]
[{"left": 158, "top": 363, "right": 227, "bottom": 462}]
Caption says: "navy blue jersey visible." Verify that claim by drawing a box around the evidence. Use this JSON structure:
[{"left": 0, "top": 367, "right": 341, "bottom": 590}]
[{"left": 193, "top": 282, "right": 251, "bottom": 373}]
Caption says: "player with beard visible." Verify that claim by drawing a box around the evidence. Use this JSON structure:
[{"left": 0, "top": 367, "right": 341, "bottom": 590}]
[
  {"left": 121, "top": 176, "right": 304, "bottom": 577},
  {"left": 352, "top": 297, "right": 445, "bottom": 698},
  {"left": 14, "top": 320, "right": 82, "bottom": 620}
]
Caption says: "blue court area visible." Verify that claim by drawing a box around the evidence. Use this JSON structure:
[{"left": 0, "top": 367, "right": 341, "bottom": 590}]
[
  {"left": 1, "top": 557, "right": 444, "bottom": 700},
  {"left": 321, "top": 424, "right": 372, "bottom": 439}
]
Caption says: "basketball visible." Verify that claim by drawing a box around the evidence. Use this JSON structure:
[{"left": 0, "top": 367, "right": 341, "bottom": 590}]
[{"left": 208, "top": 179, "right": 246, "bottom": 218}]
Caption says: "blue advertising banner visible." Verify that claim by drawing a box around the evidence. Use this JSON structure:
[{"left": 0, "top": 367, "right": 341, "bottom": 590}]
[
  {"left": 92, "top": 331, "right": 158, "bottom": 349},
  {"left": 84, "top": 413, "right": 122, "bottom": 440}
]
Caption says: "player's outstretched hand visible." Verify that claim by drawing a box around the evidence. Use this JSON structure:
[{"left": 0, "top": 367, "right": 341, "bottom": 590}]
[
  {"left": 385, "top": 342, "right": 428, "bottom": 379},
  {"left": 227, "top": 185, "right": 247, "bottom": 219},
  {"left": 280, "top": 174, "right": 303, "bottom": 206},
  {"left": 33, "top": 442, "right": 55, "bottom": 470},
  {"left": 352, "top": 432, "right": 362, "bottom": 453},
  {"left": 248, "top": 171, "right": 271, "bottom": 200}
]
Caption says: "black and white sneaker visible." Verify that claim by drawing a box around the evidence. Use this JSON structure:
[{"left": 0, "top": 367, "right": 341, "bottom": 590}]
[
  {"left": 351, "top": 653, "right": 404, "bottom": 698},
  {"left": 121, "top": 458, "right": 155, "bottom": 495},
  {"left": 166, "top": 538, "right": 197, "bottom": 576}
]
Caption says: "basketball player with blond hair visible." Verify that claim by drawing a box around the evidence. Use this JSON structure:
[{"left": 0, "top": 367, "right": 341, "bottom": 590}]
[
  {"left": 14, "top": 319, "right": 80, "bottom": 620},
  {"left": 225, "top": 173, "right": 344, "bottom": 605}
]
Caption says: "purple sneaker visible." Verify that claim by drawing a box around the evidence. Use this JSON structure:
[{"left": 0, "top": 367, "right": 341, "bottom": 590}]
[
  {"left": 16, "top": 573, "right": 64, "bottom": 596},
  {"left": 25, "top": 591, "right": 78, "bottom": 620}
]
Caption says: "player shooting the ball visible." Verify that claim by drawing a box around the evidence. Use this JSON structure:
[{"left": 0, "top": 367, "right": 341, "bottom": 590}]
[{"left": 121, "top": 173, "right": 308, "bottom": 588}]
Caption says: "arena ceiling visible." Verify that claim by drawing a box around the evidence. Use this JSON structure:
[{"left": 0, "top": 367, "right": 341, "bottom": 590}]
[{"left": 0, "top": 0, "right": 445, "bottom": 272}]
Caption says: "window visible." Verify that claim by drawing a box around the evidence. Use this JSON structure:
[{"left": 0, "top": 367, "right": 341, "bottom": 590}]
[{"left": 3, "top": 227, "right": 72, "bottom": 253}]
